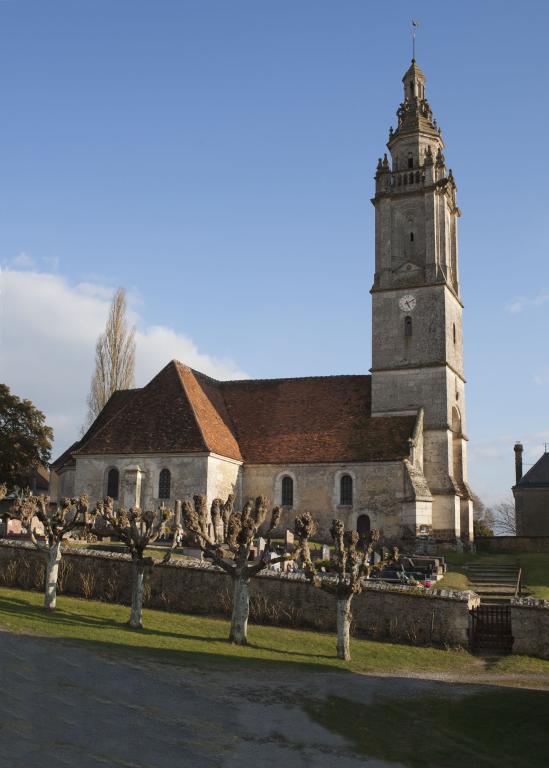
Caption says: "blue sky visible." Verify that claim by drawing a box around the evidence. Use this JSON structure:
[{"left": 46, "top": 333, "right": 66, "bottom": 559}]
[{"left": 1, "top": 0, "right": 548, "bottom": 504}]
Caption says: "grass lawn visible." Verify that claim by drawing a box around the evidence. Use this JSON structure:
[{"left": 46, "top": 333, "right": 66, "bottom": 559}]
[
  {"left": 304, "top": 690, "right": 549, "bottom": 768},
  {"left": 1, "top": 586, "right": 549, "bottom": 685},
  {"left": 438, "top": 552, "right": 549, "bottom": 599}
]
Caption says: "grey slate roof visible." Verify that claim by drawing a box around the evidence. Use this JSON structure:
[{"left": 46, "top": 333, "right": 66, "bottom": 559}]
[{"left": 515, "top": 452, "right": 549, "bottom": 488}]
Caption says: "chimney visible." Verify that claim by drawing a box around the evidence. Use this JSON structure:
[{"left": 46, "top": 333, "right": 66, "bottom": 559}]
[{"left": 514, "top": 442, "right": 523, "bottom": 484}]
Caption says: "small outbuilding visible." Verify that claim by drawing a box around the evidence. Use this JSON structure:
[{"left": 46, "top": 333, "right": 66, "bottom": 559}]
[{"left": 513, "top": 443, "right": 549, "bottom": 535}]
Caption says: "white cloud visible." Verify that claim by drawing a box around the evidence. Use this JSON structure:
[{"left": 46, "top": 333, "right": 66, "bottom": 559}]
[
  {"left": 0, "top": 268, "right": 247, "bottom": 457},
  {"left": 42, "top": 256, "right": 60, "bottom": 271},
  {"left": 534, "top": 368, "right": 549, "bottom": 386},
  {"left": 11, "top": 252, "right": 36, "bottom": 269},
  {"left": 506, "top": 291, "right": 549, "bottom": 314}
]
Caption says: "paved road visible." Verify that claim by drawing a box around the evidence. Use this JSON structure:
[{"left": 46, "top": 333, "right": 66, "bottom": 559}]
[
  {"left": 0, "top": 629, "right": 495, "bottom": 768},
  {"left": 0, "top": 629, "right": 408, "bottom": 767}
]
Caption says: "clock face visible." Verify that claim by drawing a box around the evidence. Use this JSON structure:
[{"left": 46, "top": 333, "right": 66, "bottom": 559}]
[{"left": 399, "top": 294, "right": 416, "bottom": 312}]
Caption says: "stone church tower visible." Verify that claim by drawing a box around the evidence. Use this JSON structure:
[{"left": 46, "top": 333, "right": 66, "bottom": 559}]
[{"left": 371, "top": 59, "right": 473, "bottom": 541}]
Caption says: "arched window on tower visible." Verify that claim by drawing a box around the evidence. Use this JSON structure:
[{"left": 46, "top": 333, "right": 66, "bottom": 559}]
[
  {"left": 410, "top": 232, "right": 414, "bottom": 242},
  {"left": 158, "top": 468, "right": 171, "bottom": 500},
  {"left": 340, "top": 474, "right": 353, "bottom": 506},
  {"left": 107, "top": 468, "right": 119, "bottom": 500},
  {"left": 453, "top": 323, "right": 457, "bottom": 345},
  {"left": 451, "top": 407, "right": 463, "bottom": 486},
  {"left": 405, "top": 316, "right": 413, "bottom": 337},
  {"left": 281, "top": 476, "right": 294, "bottom": 507},
  {"left": 407, "top": 154, "right": 413, "bottom": 169}
]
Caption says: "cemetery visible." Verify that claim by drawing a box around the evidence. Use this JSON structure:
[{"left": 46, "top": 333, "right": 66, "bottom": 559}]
[{"left": 1, "top": 488, "right": 549, "bottom": 663}]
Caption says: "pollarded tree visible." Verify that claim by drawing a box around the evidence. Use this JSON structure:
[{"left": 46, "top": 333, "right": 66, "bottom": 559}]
[
  {"left": 181, "top": 494, "right": 287, "bottom": 645},
  {"left": 11, "top": 494, "right": 94, "bottom": 610},
  {"left": 221, "top": 494, "right": 234, "bottom": 542},
  {"left": 295, "top": 515, "right": 395, "bottom": 661},
  {"left": 95, "top": 498, "right": 174, "bottom": 629}
]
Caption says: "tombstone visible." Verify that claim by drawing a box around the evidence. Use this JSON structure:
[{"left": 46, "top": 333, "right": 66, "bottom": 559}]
[
  {"left": 311, "top": 544, "right": 331, "bottom": 561},
  {"left": 284, "top": 529, "right": 294, "bottom": 552},
  {"left": 254, "top": 537, "right": 266, "bottom": 554}
]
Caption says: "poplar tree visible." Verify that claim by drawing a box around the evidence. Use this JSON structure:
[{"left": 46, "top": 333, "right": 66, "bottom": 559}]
[{"left": 85, "top": 288, "right": 135, "bottom": 428}]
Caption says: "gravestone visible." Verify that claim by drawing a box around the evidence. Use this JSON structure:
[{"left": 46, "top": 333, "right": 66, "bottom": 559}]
[{"left": 284, "top": 529, "right": 294, "bottom": 552}]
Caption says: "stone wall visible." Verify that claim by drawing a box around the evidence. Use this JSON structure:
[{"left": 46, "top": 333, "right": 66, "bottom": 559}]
[
  {"left": 242, "top": 460, "right": 407, "bottom": 541},
  {"left": 511, "top": 598, "right": 549, "bottom": 659},
  {"left": 476, "top": 536, "right": 549, "bottom": 553},
  {"left": 0, "top": 540, "right": 477, "bottom": 648},
  {"left": 514, "top": 489, "right": 549, "bottom": 536},
  {"left": 70, "top": 453, "right": 242, "bottom": 512}
]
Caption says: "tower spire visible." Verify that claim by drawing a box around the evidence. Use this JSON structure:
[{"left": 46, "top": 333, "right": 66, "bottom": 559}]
[{"left": 411, "top": 20, "right": 419, "bottom": 61}]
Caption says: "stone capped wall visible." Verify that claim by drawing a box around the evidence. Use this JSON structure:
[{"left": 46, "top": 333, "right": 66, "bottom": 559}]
[
  {"left": 511, "top": 598, "right": 549, "bottom": 659},
  {"left": 0, "top": 540, "right": 477, "bottom": 648},
  {"left": 475, "top": 536, "right": 549, "bottom": 553}
]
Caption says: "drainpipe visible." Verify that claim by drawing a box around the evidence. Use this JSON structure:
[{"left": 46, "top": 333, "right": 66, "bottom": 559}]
[{"left": 514, "top": 442, "right": 523, "bottom": 484}]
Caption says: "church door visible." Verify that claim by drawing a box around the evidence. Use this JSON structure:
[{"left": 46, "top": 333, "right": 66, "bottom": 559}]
[{"left": 357, "top": 514, "right": 371, "bottom": 535}]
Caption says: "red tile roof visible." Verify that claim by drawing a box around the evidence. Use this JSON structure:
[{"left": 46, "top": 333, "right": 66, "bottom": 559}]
[
  {"left": 55, "top": 360, "right": 416, "bottom": 466},
  {"left": 221, "top": 375, "right": 415, "bottom": 463}
]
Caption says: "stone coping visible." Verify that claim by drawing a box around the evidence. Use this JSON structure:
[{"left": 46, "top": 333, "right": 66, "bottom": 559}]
[
  {"left": 0, "top": 539, "right": 476, "bottom": 602},
  {"left": 511, "top": 597, "right": 549, "bottom": 609}
]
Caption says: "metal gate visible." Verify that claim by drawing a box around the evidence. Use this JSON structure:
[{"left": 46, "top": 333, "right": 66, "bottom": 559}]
[{"left": 470, "top": 605, "right": 513, "bottom": 655}]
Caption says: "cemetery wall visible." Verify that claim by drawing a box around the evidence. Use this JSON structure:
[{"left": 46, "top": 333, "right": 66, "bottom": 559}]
[
  {"left": 0, "top": 540, "right": 477, "bottom": 648},
  {"left": 475, "top": 536, "right": 549, "bottom": 553},
  {"left": 511, "top": 598, "right": 549, "bottom": 659}
]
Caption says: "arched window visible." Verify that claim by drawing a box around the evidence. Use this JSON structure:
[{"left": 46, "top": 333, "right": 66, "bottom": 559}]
[
  {"left": 409, "top": 172, "right": 414, "bottom": 184},
  {"left": 357, "top": 514, "right": 371, "bottom": 536},
  {"left": 410, "top": 232, "right": 414, "bottom": 242},
  {"left": 405, "top": 316, "right": 413, "bottom": 337},
  {"left": 340, "top": 474, "right": 353, "bottom": 506},
  {"left": 453, "top": 323, "right": 457, "bottom": 345},
  {"left": 451, "top": 407, "right": 463, "bottom": 485},
  {"left": 281, "top": 476, "right": 294, "bottom": 506},
  {"left": 158, "top": 468, "right": 171, "bottom": 500},
  {"left": 107, "top": 468, "right": 119, "bottom": 500},
  {"left": 407, "top": 154, "right": 413, "bottom": 169}
]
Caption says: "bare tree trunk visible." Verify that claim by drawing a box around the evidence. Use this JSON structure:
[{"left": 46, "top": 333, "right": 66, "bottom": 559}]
[
  {"left": 44, "top": 542, "right": 62, "bottom": 610},
  {"left": 229, "top": 577, "right": 250, "bottom": 645},
  {"left": 336, "top": 595, "right": 353, "bottom": 661},
  {"left": 129, "top": 561, "right": 145, "bottom": 629}
]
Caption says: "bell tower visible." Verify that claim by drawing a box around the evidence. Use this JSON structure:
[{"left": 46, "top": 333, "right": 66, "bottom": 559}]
[{"left": 370, "top": 59, "right": 473, "bottom": 542}]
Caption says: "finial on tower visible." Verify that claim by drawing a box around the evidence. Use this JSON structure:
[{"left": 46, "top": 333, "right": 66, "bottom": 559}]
[{"left": 411, "top": 19, "right": 420, "bottom": 61}]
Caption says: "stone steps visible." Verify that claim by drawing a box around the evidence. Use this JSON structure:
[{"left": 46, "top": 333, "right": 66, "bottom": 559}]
[{"left": 462, "top": 564, "right": 523, "bottom": 604}]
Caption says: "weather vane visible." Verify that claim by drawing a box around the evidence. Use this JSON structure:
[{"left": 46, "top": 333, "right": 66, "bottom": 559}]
[{"left": 411, "top": 19, "right": 419, "bottom": 61}]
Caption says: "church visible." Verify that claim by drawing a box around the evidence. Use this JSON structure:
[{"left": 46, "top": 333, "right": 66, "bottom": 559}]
[{"left": 51, "top": 58, "right": 473, "bottom": 545}]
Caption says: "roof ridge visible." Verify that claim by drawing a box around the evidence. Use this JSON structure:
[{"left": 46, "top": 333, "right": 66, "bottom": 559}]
[
  {"left": 171, "top": 359, "right": 371, "bottom": 387},
  {"left": 174, "top": 364, "right": 210, "bottom": 453},
  {"left": 221, "top": 373, "right": 371, "bottom": 385}
]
